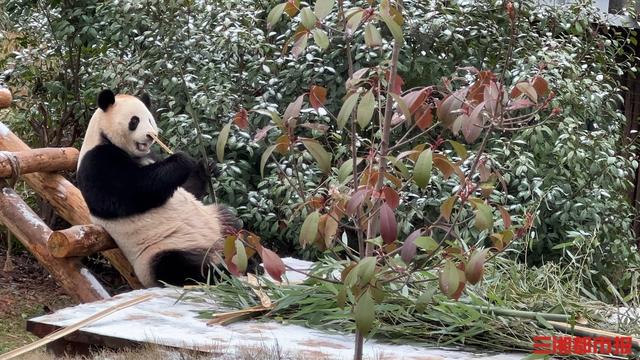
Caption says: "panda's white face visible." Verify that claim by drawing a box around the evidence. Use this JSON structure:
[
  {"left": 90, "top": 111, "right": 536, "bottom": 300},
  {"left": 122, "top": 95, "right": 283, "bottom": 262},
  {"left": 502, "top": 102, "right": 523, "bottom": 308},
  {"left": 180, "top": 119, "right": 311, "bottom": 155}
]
[{"left": 101, "top": 94, "right": 158, "bottom": 158}]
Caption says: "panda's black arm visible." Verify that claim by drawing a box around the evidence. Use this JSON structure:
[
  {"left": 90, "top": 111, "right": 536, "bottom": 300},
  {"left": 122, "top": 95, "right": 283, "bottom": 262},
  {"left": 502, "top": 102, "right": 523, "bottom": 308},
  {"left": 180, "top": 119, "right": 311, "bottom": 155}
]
[{"left": 135, "top": 152, "right": 198, "bottom": 197}]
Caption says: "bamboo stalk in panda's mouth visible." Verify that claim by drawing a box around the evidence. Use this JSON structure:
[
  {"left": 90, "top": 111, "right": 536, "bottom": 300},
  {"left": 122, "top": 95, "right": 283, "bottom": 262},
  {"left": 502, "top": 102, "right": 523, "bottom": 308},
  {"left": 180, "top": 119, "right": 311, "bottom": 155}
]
[{"left": 148, "top": 133, "right": 174, "bottom": 155}]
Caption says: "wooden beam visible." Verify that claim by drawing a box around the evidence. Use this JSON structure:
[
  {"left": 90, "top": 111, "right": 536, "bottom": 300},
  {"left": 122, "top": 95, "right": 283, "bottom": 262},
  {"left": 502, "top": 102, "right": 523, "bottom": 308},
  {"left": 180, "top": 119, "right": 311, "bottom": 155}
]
[
  {"left": 0, "top": 147, "right": 79, "bottom": 178},
  {"left": 0, "top": 121, "right": 143, "bottom": 291},
  {"left": 0, "top": 185, "right": 110, "bottom": 303},
  {"left": 48, "top": 225, "right": 117, "bottom": 258}
]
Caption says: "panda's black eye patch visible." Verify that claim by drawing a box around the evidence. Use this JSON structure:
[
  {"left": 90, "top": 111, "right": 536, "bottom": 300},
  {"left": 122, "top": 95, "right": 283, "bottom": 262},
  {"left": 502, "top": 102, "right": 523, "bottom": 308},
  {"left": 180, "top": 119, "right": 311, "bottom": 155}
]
[{"left": 129, "top": 116, "right": 140, "bottom": 131}]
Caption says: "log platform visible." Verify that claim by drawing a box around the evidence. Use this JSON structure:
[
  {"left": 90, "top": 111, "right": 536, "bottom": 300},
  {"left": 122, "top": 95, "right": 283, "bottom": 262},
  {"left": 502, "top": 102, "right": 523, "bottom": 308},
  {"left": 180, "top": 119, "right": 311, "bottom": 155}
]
[{"left": 0, "top": 119, "right": 143, "bottom": 303}]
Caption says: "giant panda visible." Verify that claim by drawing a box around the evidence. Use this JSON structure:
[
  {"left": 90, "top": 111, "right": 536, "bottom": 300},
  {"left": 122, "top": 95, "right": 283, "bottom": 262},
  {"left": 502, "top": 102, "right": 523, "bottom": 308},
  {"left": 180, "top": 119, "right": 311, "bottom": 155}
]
[{"left": 76, "top": 89, "right": 240, "bottom": 288}]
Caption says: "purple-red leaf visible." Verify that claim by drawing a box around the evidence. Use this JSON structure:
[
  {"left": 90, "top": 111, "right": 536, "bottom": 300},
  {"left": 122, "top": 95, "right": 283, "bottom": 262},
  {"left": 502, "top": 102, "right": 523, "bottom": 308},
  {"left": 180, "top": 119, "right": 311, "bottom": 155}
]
[
  {"left": 379, "top": 203, "right": 397, "bottom": 244},
  {"left": 233, "top": 108, "right": 249, "bottom": 129},
  {"left": 310, "top": 85, "right": 328, "bottom": 110},
  {"left": 462, "top": 101, "right": 485, "bottom": 143},
  {"left": 400, "top": 229, "right": 422, "bottom": 264},
  {"left": 507, "top": 98, "right": 535, "bottom": 111},
  {"left": 381, "top": 187, "right": 400, "bottom": 209},
  {"left": 347, "top": 189, "right": 370, "bottom": 216},
  {"left": 465, "top": 248, "right": 489, "bottom": 285},
  {"left": 283, "top": 94, "right": 305, "bottom": 126},
  {"left": 260, "top": 247, "right": 286, "bottom": 282},
  {"left": 254, "top": 125, "right": 276, "bottom": 142}
]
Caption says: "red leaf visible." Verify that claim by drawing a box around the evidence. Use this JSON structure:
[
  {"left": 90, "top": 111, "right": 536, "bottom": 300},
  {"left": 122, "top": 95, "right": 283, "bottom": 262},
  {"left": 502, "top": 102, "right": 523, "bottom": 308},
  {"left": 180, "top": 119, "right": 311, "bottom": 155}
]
[
  {"left": 468, "top": 70, "right": 494, "bottom": 104},
  {"left": 283, "top": 94, "right": 305, "bottom": 126},
  {"left": 415, "top": 105, "right": 433, "bottom": 130},
  {"left": 233, "top": 108, "right": 249, "bottom": 129},
  {"left": 400, "top": 229, "right": 422, "bottom": 264},
  {"left": 284, "top": 0, "right": 300, "bottom": 16},
  {"left": 507, "top": 98, "right": 534, "bottom": 111},
  {"left": 381, "top": 186, "right": 400, "bottom": 209},
  {"left": 347, "top": 189, "right": 370, "bottom": 216},
  {"left": 310, "top": 85, "right": 328, "bottom": 110},
  {"left": 254, "top": 125, "right": 276, "bottom": 142},
  {"left": 499, "top": 206, "right": 512, "bottom": 228},
  {"left": 462, "top": 101, "right": 485, "bottom": 143},
  {"left": 379, "top": 203, "right": 397, "bottom": 244},
  {"left": 260, "top": 247, "right": 286, "bottom": 282},
  {"left": 531, "top": 76, "right": 549, "bottom": 96},
  {"left": 387, "top": 71, "right": 404, "bottom": 95},
  {"left": 401, "top": 88, "right": 429, "bottom": 114}
]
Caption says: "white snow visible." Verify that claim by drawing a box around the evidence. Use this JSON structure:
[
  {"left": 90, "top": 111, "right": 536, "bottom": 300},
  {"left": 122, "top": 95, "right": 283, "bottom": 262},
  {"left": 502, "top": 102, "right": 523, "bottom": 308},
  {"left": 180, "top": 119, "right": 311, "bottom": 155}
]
[
  {"left": 29, "top": 287, "right": 527, "bottom": 360},
  {"left": 80, "top": 267, "right": 111, "bottom": 299},
  {"left": 0, "top": 122, "right": 9, "bottom": 137}
]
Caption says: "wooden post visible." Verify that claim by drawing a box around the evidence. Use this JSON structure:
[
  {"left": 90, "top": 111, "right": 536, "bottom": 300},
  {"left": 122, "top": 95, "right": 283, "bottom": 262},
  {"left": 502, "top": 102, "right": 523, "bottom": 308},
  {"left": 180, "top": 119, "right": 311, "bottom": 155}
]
[
  {"left": 0, "top": 148, "right": 79, "bottom": 178},
  {"left": 0, "top": 185, "right": 110, "bottom": 303},
  {"left": 0, "top": 121, "right": 143, "bottom": 290},
  {"left": 48, "top": 225, "right": 117, "bottom": 258}
]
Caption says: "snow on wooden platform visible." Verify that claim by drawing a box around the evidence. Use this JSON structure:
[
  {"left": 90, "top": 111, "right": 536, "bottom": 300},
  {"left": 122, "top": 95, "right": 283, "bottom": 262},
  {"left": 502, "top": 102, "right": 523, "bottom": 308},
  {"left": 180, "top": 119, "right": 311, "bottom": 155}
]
[{"left": 27, "top": 286, "right": 528, "bottom": 360}]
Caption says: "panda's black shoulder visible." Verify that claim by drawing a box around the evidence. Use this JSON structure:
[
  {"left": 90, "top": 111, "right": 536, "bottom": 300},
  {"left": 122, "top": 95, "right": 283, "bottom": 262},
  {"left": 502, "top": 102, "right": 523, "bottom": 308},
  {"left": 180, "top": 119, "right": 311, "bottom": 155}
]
[{"left": 78, "top": 143, "right": 136, "bottom": 177}]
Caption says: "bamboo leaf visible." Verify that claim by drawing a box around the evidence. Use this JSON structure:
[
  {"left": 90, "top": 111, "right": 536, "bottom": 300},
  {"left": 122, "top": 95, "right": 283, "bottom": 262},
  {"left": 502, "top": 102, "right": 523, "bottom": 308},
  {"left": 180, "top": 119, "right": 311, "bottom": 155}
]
[
  {"left": 312, "top": 28, "right": 329, "bottom": 49},
  {"left": 345, "top": 9, "right": 364, "bottom": 35},
  {"left": 300, "top": 138, "right": 332, "bottom": 173},
  {"left": 260, "top": 145, "right": 277, "bottom": 178},
  {"left": 474, "top": 203, "right": 494, "bottom": 231},
  {"left": 414, "top": 236, "right": 437, "bottom": 252},
  {"left": 336, "top": 92, "right": 359, "bottom": 129},
  {"left": 267, "top": 3, "right": 286, "bottom": 28},
  {"left": 357, "top": 256, "right": 376, "bottom": 285},
  {"left": 314, "top": 0, "right": 335, "bottom": 20},
  {"left": 413, "top": 148, "right": 433, "bottom": 188},
  {"left": 447, "top": 140, "right": 468, "bottom": 160},
  {"left": 364, "top": 23, "right": 382, "bottom": 47},
  {"left": 354, "top": 289, "right": 375, "bottom": 336},
  {"left": 380, "top": 14, "right": 404, "bottom": 45},
  {"left": 299, "top": 210, "right": 321, "bottom": 248},
  {"left": 439, "top": 260, "right": 459, "bottom": 297},
  {"left": 357, "top": 89, "right": 376, "bottom": 128},
  {"left": 234, "top": 239, "right": 248, "bottom": 273},
  {"left": 300, "top": 7, "right": 316, "bottom": 29},
  {"left": 216, "top": 122, "right": 232, "bottom": 162}
]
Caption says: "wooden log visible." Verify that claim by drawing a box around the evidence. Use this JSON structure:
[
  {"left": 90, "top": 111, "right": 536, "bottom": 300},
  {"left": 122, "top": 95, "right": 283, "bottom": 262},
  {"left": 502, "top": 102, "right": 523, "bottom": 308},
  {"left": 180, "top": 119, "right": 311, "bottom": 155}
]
[
  {"left": 0, "top": 185, "right": 110, "bottom": 303},
  {"left": 0, "top": 121, "right": 143, "bottom": 291},
  {"left": 0, "top": 147, "right": 79, "bottom": 178},
  {"left": 48, "top": 225, "right": 117, "bottom": 258}
]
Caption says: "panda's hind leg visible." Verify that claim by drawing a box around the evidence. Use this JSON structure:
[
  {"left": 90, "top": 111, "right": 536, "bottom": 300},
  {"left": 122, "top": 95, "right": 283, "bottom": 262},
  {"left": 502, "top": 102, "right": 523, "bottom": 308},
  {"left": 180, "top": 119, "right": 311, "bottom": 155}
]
[{"left": 151, "top": 250, "right": 216, "bottom": 287}]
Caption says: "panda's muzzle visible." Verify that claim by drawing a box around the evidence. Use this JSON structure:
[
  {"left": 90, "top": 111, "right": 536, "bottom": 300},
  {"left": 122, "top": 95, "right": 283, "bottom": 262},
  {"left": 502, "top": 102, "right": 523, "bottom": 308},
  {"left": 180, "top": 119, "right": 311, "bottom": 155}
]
[
  {"left": 136, "top": 142, "right": 151, "bottom": 152},
  {"left": 136, "top": 135, "right": 154, "bottom": 152}
]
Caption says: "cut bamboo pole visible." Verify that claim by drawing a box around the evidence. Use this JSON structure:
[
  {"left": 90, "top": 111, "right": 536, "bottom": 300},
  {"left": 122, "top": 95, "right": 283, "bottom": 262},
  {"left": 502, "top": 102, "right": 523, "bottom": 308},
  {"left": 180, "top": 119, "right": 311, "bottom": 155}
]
[
  {"left": 548, "top": 321, "right": 640, "bottom": 350},
  {"left": 0, "top": 121, "right": 143, "bottom": 291},
  {"left": 47, "top": 224, "right": 117, "bottom": 258},
  {"left": 0, "top": 148, "right": 79, "bottom": 178},
  {"left": 0, "top": 185, "right": 110, "bottom": 303}
]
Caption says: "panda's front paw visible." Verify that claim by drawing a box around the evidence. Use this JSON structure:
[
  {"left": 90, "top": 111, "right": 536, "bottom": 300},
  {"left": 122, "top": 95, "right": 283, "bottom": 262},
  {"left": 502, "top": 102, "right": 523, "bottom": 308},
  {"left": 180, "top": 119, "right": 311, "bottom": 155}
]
[
  {"left": 170, "top": 152, "right": 198, "bottom": 170},
  {"left": 202, "top": 158, "right": 221, "bottom": 178}
]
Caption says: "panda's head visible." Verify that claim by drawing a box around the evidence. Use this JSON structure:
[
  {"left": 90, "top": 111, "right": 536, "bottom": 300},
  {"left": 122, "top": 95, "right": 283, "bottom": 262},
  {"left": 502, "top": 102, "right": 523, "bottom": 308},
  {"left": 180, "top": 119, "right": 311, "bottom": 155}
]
[{"left": 79, "top": 89, "right": 159, "bottom": 166}]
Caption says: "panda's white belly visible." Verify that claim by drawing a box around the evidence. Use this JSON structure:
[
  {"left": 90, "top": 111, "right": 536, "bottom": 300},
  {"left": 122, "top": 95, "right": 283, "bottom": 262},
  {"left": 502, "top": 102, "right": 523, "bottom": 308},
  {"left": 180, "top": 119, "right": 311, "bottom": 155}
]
[{"left": 91, "top": 188, "right": 225, "bottom": 287}]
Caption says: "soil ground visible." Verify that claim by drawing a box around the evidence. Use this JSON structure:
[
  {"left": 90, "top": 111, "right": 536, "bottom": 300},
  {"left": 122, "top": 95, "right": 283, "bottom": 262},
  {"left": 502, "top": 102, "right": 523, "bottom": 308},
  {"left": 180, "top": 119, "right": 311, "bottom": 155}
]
[{"left": 0, "top": 245, "right": 74, "bottom": 354}]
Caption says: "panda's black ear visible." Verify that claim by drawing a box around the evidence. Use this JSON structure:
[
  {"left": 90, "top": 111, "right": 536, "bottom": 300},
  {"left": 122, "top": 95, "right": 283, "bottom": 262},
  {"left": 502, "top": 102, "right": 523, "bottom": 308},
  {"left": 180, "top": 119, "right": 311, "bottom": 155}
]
[
  {"left": 140, "top": 92, "right": 151, "bottom": 109},
  {"left": 97, "top": 89, "right": 115, "bottom": 112}
]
